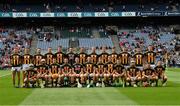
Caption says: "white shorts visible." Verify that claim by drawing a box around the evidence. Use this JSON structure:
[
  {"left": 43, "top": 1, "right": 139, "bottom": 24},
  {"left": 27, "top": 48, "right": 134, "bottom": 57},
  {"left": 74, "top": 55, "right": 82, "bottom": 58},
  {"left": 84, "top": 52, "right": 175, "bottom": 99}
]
[
  {"left": 150, "top": 64, "right": 155, "bottom": 69},
  {"left": 124, "top": 65, "right": 130, "bottom": 69},
  {"left": 136, "top": 66, "right": 143, "bottom": 70},
  {"left": 22, "top": 64, "right": 30, "bottom": 71},
  {"left": 131, "top": 77, "right": 136, "bottom": 81},
  {"left": 11, "top": 67, "right": 22, "bottom": 72}
]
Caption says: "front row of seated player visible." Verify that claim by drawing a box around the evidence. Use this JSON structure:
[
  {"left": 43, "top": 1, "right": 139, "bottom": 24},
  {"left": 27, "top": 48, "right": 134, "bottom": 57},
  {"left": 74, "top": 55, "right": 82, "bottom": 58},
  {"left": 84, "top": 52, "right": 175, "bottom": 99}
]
[{"left": 23, "top": 57, "right": 167, "bottom": 88}]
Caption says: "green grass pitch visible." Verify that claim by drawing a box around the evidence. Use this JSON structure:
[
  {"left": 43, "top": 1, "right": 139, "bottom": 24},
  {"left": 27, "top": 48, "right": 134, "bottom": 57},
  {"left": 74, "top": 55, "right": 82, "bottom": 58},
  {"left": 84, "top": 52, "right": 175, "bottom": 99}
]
[{"left": 0, "top": 68, "right": 180, "bottom": 105}]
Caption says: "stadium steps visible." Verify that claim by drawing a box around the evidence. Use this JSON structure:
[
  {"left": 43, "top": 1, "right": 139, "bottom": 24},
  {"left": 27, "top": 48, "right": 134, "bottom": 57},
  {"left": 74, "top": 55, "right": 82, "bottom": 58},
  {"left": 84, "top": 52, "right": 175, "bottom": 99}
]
[
  {"left": 69, "top": 38, "right": 79, "bottom": 48},
  {"left": 110, "top": 35, "right": 121, "bottom": 53},
  {"left": 30, "top": 34, "right": 38, "bottom": 54},
  {"left": 92, "top": 29, "right": 100, "bottom": 38}
]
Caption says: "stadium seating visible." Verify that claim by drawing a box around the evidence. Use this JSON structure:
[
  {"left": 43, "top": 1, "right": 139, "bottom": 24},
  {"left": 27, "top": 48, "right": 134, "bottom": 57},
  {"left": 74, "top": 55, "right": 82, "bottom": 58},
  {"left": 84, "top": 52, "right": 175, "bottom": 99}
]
[
  {"left": 118, "top": 30, "right": 176, "bottom": 51},
  {"left": 37, "top": 39, "right": 69, "bottom": 52}
]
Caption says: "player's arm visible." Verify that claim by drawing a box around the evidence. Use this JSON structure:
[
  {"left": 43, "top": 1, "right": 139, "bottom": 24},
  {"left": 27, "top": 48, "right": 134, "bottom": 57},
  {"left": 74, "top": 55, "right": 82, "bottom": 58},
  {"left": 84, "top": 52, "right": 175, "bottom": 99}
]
[
  {"left": 58, "top": 68, "right": 61, "bottom": 75},
  {"left": 136, "top": 69, "right": 141, "bottom": 78},
  {"left": 120, "top": 68, "right": 126, "bottom": 77},
  {"left": 49, "top": 68, "right": 52, "bottom": 75},
  {"left": 72, "top": 68, "right": 75, "bottom": 73},
  {"left": 127, "top": 70, "right": 131, "bottom": 78},
  {"left": 142, "top": 70, "right": 148, "bottom": 77},
  {"left": 154, "top": 67, "right": 158, "bottom": 76}
]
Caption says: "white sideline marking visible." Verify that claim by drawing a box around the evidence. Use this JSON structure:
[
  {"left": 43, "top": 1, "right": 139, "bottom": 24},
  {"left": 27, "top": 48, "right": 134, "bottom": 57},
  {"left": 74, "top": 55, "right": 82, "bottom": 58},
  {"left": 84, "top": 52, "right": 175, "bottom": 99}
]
[{"left": 0, "top": 73, "right": 11, "bottom": 77}]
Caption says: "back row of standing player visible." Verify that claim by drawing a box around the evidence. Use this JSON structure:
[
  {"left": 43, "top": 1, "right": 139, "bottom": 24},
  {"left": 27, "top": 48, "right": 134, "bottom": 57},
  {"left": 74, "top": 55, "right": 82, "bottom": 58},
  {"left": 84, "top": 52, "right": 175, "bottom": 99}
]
[{"left": 11, "top": 46, "right": 157, "bottom": 67}]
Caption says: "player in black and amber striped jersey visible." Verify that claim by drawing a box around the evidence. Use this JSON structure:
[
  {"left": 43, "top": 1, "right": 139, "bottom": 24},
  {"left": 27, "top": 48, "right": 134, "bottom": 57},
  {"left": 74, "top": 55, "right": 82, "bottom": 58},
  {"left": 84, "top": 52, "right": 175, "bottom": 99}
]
[
  {"left": 111, "top": 47, "right": 118, "bottom": 64},
  {"left": 36, "top": 59, "right": 49, "bottom": 87},
  {"left": 10, "top": 48, "right": 22, "bottom": 88},
  {"left": 34, "top": 48, "right": 44, "bottom": 67},
  {"left": 54, "top": 46, "right": 65, "bottom": 65},
  {"left": 144, "top": 46, "right": 156, "bottom": 68},
  {"left": 126, "top": 61, "right": 141, "bottom": 87},
  {"left": 89, "top": 47, "right": 98, "bottom": 64},
  {"left": 119, "top": 48, "right": 131, "bottom": 68},
  {"left": 73, "top": 57, "right": 83, "bottom": 74},
  {"left": 49, "top": 58, "right": 60, "bottom": 87},
  {"left": 67, "top": 48, "right": 76, "bottom": 65},
  {"left": 104, "top": 56, "right": 114, "bottom": 74},
  {"left": 44, "top": 47, "right": 54, "bottom": 66},
  {"left": 61, "top": 58, "right": 72, "bottom": 86},
  {"left": 100, "top": 46, "right": 109, "bottom": 64},
  {"left": 113, "top": 60, "right": 126, "bottom": 83},
  {"left": 142, "top": 64, "right": 158, "bottom": 87},
  {"left": 22, "top": 48, "right": 33, "bottom": 86},
  {"left": 85, "top": 57, "right": 94, "bottom": 74},
  {"left": 133, "top": 48, "right": 144, "bottom": 70},
  {"left": 78, "top": 47, "right": 87, "bottom": 65},
  {"left": 154, "top": 61, "right": 167, "bottom": 86},
  {"left": 97, "top": 57, "right": 104, "bottom": 76}
]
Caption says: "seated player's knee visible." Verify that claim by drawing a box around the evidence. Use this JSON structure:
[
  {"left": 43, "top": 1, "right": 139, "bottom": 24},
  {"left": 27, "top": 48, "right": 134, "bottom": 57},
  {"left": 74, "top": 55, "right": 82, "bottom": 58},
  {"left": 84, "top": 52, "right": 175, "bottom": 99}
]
[
  {"left": 164, "top": 75, "right": 168, "bottom": 80},
  {"left": 126, "top": 77, "right": 130, "bottom": 82},
  {"left": 95, "top": 74, "right": 99, "bottom": 77},
  {"left": 137, "top": 77, "right": 141, "bottom": 81}
]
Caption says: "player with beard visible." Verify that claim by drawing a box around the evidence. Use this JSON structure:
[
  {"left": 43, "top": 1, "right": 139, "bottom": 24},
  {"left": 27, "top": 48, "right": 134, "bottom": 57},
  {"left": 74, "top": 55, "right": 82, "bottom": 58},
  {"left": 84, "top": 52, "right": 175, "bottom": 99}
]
[
  {"left": 49, "top": 58, "right": 60, "bottom": 87},
  {"left": 10, "top": 48, "right": 22, "bottom": 88},
  {"left": 142, "top": 64, "right": 158, "bottom": 87},
  {"left": 126, "top": 61, "right": 141, "bottom": 87},
  {"left": 67, "top": 48, "right": 76, "bottom": 65},
  {"left": 154, "top": 61, "right": 167, "bottom": 86},
  {"left": 44, "top": 47, "right": 54, "bottom": 66},
  {"left": 22, "top": 48, "right": 33, "bottom": 87},
  {"left": 61, "top": 58, "right": 72, "bottom": 86},
  {"left": 78, "top": 47, "right": 87, "bottom": 65},
  {"left": 54, "top": 46, "right": 65, "bottom": 65}
]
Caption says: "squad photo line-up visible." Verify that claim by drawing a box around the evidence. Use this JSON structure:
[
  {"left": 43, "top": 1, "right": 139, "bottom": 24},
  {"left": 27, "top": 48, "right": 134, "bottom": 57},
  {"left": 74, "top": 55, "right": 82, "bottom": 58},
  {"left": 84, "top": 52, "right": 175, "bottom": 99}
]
[{"left": 10, "top": 45, "right": 167, "bottom": 88}]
